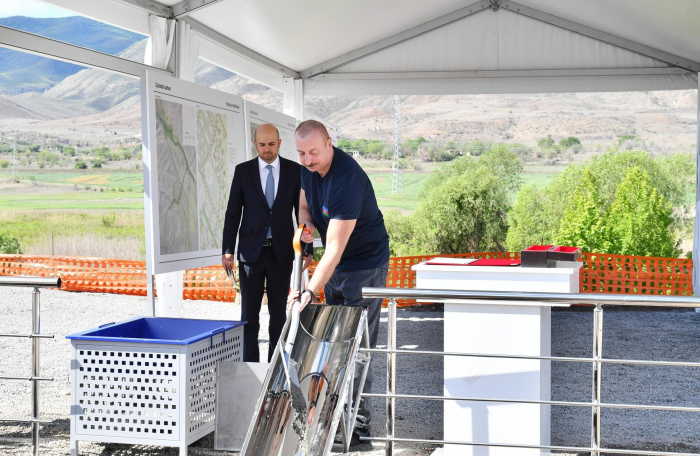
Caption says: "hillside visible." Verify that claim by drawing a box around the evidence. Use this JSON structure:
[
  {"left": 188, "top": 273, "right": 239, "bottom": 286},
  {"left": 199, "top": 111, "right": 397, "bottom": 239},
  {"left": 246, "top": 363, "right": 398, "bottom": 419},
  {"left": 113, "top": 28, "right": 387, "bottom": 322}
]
[{"left": 0, "top": 16, "right": 145, "bottom": 95}]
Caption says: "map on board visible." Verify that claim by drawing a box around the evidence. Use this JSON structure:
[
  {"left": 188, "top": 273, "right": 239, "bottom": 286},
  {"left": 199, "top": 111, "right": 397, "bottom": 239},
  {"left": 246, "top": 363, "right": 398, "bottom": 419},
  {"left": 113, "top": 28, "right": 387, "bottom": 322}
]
[
  {"left": 155, "top": 98, "right": 199, "bottom": 255},
  {"left": 196, "top": 107, "right": 228, "bottom": 251},
  {"left": 144, "top": 70, "right": 249, "bottom": 274}
]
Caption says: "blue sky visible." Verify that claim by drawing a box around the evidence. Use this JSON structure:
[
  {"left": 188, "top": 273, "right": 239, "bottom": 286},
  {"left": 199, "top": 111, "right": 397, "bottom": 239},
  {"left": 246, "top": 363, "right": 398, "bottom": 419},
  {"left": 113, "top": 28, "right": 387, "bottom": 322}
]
[{"left": 0, "top": 0, "right": 76, "bottom": 18}]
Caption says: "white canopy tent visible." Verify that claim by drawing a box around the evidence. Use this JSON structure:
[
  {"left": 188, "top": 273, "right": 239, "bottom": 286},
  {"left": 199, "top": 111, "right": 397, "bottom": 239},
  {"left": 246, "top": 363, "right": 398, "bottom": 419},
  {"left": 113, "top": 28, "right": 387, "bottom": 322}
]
[{"left": 1, "top": 0, "right": 698, "bottom": 293}]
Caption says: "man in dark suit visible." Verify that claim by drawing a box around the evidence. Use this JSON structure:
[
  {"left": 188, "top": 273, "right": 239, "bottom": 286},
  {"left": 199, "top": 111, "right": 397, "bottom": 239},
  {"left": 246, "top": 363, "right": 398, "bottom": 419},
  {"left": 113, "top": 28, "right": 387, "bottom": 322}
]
[{"left": 222, "top": 123, "right": 301, "bottom": 362}]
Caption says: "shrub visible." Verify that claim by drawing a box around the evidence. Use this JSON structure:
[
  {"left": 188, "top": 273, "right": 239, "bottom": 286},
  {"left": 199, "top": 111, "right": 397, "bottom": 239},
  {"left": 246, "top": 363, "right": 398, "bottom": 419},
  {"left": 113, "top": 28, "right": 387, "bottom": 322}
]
[
  {"left": 0, "top": 159, "right": 9, "bottom": 168},
  {"left": 559, "top": 137, "right": 581, "bottom": 149},
  {"left": 0, "top": 233, "right": 22, "bottom": 254},
  {"left": 101, "top": 212, "right": 117, "bottom": 228}
]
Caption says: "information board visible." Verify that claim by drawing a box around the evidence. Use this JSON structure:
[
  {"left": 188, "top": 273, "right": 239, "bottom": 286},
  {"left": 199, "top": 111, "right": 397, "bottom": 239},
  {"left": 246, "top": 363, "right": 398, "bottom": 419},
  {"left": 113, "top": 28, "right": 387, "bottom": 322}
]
[
  {"left": 244, "top": 101, "right": 298, "bottom": 162},
  {"left": 141, "top": 70, "right": 246, "bottom": 274}
]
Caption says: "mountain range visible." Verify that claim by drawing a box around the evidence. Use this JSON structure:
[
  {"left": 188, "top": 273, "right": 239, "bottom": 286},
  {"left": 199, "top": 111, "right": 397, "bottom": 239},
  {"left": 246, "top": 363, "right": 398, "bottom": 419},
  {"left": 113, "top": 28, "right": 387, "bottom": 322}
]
[
  {"left": 0, "top": 15, "right": 145, "bottom": 95},
  {"left": 0, "top": 16, "right": 696, "bottom": 149}
]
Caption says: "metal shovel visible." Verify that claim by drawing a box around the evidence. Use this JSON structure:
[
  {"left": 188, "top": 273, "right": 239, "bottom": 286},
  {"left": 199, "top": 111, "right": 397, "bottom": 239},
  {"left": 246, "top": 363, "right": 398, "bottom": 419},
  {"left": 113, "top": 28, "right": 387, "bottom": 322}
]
[{"left": 282, "top": 224, "right": 309, "bottom": 441}]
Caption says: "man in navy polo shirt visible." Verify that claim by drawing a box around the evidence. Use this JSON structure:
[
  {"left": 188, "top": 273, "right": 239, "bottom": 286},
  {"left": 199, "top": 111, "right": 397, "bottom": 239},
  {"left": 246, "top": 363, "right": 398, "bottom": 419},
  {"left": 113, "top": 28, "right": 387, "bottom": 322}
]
[{"left": 288, "top": 119, "right": 389, "bottom": 449}]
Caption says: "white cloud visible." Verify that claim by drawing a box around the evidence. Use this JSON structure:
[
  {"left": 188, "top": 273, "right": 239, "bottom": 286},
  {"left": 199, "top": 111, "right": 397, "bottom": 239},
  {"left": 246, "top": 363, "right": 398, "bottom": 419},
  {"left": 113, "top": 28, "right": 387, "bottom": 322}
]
[{"left": 0, "top": 0, "right": 76, "bottom": 19}]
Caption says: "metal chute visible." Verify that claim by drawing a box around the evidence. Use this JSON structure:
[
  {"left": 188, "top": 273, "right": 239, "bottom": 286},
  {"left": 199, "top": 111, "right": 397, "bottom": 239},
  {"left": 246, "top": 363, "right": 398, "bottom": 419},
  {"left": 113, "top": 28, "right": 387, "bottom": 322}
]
[{"left": 241, "top": 304, "right": 369, "bottom": 456}]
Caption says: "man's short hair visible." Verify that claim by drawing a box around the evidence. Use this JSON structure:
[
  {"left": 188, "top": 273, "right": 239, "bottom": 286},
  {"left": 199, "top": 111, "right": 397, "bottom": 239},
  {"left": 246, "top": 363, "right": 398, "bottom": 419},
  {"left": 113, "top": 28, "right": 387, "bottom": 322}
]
[
  {"left": 254, "top": 123, "right": 279, "bottom": 142},
  {"left": 295, "top": 120, "right": 329, "bottom": 140}
]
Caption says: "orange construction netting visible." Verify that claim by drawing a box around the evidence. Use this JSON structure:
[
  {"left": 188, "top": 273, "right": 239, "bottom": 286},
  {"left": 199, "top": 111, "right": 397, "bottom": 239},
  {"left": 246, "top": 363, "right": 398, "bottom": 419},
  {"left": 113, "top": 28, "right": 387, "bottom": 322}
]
[
  {"left": 0, "top": 251, "right": 693, "bottom": 306},
  {"left": 580, "top": 253, "right": 693, "bottom": 296}
]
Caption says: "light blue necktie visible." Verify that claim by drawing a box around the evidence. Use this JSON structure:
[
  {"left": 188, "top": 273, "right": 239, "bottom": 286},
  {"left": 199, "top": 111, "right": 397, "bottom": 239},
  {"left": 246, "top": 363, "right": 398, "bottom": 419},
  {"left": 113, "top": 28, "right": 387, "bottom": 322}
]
[{"left": 265, "top": 164, "right": 274, "bottom": 238}]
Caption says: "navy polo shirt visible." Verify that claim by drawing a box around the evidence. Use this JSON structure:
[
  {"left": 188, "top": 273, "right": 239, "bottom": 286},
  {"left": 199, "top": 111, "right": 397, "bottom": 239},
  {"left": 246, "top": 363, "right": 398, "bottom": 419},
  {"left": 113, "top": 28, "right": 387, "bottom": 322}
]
[{"left": 301, "top": 147, "right": 389, "bottom": 272}]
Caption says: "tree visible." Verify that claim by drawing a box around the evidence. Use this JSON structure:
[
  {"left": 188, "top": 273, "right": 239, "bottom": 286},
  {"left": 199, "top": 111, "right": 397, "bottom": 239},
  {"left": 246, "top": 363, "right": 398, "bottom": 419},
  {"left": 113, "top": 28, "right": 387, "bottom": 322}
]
[
  {"left": 412, "top": 145, "right": 522, "bottom": 253},
  {"left": 506, "top": 185, "right": 556, "bottom": 251},
  {"left": 74, "top": 161, "right": 88, "bottom": 170},
  {"left": 402, "top": 137, "right": 427, "bottom": 156},
  {"left": 509, "top": 149, "right": 687, "bottom": 249},
  {"left": 555, "top": 168, "right": 611, "bottom": 253},
  {"left": 39, "top": 150, "right": 60, "bottom": 167},
  {"left": 62, "top": 146, "right": 76, "bottom": 157},
  {"left": 559, "top": 137, "right": 581, "bottom": 149},
  {"left": 383, "top": 210, "right": 424, "bottom": 256},
  {"left": 29, "top": 144, "right": 40, "bottom": 153},
  {"left": 91, "top": 157, "right": 105, "bottom": 168},
  {"left": 607, "top": 167, "right": 679, "bottom": 257},
  {"left": 0, "top": 159, "right": 9, "bottom": 168},
  {"left": 537, "top": 136, "right": 557, "bottom": 150},
  {"left": 462, "top": 140, "right": 487, "bottom": 156},
  {"left": 367, "top": 142, "right": 387, "bottom": 156}
]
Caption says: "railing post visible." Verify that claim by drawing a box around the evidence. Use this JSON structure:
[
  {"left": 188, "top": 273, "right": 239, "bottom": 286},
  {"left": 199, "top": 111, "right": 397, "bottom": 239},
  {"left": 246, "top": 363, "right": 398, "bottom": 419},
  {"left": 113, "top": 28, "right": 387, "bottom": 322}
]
[
  {"left": 31, "top": 287, "right": 41, "bottom": 456},
  {"left": 591, "top": 304, "right": 603, "bottom": 456},
  {"left": 386, "top": 298, "right": 397, "bottom": 456}
]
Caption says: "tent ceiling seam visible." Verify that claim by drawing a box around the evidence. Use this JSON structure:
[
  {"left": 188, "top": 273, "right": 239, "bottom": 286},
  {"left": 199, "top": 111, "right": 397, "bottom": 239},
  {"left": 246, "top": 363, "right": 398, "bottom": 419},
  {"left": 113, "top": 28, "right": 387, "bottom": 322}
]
[
  {"left": 301, "top": 0, "right": 700, "bottom": 79},
  {"left": 299, "top": 0, "right": 492, "bottom": 79},
  {"left": 311, "top": 68, "right": 692, "bottom": 81},
  {"left": 173, "top": 0, "right": 226, "bottom": 19},
  {"left": 112, "top": 0, "right": 174, "bottom": 18},
  {"left": 502, "top": 1, "right": 700, "bottom": 73}
]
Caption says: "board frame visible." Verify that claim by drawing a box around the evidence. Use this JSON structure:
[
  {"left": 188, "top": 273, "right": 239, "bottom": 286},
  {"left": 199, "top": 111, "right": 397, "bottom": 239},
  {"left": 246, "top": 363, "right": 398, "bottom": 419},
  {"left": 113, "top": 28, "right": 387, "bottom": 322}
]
[{"left": 141, "top": 69, "right": 247, "bottom": 277}]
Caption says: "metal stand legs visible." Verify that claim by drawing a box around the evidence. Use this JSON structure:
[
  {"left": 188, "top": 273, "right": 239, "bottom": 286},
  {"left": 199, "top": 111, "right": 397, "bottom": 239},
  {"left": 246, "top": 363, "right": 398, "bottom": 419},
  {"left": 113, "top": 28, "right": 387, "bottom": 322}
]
[
  {"left": 386, "top": 298, "right": 397, "bottom": 456},
  {"left": 591, "top": 304, "right": 603, "bottom": 456}
]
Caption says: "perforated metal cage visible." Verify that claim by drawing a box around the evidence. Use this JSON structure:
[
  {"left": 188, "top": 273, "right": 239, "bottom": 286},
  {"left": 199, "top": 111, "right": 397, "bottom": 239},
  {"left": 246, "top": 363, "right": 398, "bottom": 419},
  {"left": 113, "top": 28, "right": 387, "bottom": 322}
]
[{"left": 69, "top": 323, "right": 243, "bottom": 455}]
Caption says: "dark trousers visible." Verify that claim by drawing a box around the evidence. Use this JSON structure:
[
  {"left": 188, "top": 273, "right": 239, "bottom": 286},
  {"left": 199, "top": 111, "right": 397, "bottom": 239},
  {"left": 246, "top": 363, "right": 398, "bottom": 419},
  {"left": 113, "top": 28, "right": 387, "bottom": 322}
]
[
  {"left": 239, "top": 245, "right": 293, "bottom": 362},
  {"left": 324, "top": 262, "right": 389, "bottom": 437}
]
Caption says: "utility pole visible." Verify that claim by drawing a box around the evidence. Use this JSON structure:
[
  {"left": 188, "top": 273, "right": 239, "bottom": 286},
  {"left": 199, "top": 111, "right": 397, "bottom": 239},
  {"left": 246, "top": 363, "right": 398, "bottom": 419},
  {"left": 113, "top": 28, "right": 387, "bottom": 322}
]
[
  {"left": 392, "top": 95, "right": 403, "bottom": 194},
  {"left": 12, "top": 125, "right": 18, "bottom": 179}
]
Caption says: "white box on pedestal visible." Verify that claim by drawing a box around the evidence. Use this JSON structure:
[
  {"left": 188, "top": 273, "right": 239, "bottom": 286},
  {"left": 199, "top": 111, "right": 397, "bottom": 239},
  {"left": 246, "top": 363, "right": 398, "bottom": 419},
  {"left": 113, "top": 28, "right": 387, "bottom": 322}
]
[{"left": 412, "top": 262, "right": 581, "bottom": 456}]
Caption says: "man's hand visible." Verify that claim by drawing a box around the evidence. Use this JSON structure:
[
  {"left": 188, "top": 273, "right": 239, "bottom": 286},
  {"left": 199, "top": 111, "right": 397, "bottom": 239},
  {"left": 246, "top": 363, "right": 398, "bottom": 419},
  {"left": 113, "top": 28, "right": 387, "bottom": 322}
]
[
  {"left": 222, "top": 254, "right": 235, "bottom": 270},
  {"left": 303, "top": 254, "right": 313, "bottom": 271},
  {"left": 301, "top": 224, "right": 315, "bottom": 244},
  {"left": 287, "top": 289, "right": 316, "bottom": 312}
]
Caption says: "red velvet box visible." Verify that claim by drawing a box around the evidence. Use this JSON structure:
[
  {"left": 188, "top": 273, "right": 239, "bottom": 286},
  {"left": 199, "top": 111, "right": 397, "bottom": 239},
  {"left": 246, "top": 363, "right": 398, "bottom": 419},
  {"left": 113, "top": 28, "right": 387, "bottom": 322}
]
[
  {"left": 547, "top": 246, "right": 582, "bottom": 262},
  {"left": 520, "top": 245, "right": 555, "bottom": 268}
]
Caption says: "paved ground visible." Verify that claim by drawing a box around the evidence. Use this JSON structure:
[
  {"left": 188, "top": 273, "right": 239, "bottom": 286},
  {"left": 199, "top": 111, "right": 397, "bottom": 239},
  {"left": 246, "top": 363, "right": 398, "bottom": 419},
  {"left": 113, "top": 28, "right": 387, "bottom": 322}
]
[{"left": 1, "top": 287, "right": 699, "bottom": 456}]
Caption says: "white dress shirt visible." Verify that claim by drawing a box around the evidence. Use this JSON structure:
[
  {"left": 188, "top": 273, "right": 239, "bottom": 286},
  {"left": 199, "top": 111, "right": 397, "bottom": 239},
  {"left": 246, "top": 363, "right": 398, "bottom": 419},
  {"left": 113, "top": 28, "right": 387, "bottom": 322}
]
[{"left": 258, "top": 155, "right": 280, "bottom": 200}]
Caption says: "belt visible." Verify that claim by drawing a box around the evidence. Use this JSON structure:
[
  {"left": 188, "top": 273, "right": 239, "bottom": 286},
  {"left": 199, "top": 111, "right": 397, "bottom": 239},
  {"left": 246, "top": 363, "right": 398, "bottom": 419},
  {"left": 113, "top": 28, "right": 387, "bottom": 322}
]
[{"left": 262, "top": 238, "right": 273, "bottom": 247}]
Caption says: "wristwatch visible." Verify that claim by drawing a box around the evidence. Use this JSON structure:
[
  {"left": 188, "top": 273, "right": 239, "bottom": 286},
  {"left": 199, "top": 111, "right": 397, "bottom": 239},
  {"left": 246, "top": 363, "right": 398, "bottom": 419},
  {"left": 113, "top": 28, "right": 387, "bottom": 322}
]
[{"left": 301, "top": 288, "right": 315, "bottom": 303}]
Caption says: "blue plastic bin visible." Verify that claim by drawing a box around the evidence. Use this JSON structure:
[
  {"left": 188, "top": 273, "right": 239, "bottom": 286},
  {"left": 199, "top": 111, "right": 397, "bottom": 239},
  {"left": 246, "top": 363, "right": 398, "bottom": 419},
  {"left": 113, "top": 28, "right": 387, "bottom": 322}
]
[
  {"left": 67, "top": 317, "right": 245, "bottom": 455},
  {"left": 67, "top": 316, "right": 245, "bottom": 345}
]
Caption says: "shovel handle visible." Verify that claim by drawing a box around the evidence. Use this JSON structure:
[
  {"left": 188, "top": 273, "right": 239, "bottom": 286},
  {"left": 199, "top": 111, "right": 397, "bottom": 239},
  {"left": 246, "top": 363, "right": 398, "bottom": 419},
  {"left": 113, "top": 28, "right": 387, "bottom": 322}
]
[{"left": 285, "top": 301, "right": 301, "bottom": 354}]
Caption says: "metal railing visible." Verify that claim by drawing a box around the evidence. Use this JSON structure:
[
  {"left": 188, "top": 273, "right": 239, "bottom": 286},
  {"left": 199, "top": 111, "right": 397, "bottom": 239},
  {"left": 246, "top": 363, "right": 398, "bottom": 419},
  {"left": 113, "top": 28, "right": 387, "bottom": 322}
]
[
  {"left": 360, "top": 288, "right": 700, "bottom": 456},
  {"left": 0, "top": 276, "right": 61, "bottom": 456}
]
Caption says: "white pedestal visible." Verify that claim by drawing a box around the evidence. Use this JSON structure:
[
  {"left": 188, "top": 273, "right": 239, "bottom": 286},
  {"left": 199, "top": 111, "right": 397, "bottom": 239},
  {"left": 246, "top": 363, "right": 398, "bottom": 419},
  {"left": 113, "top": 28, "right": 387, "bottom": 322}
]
[
  {"left": 413, "top": 262, "right": 582, "bottom": 456},
  {"left": 155, "top": 270, "right": 183, "bottom": 317}
]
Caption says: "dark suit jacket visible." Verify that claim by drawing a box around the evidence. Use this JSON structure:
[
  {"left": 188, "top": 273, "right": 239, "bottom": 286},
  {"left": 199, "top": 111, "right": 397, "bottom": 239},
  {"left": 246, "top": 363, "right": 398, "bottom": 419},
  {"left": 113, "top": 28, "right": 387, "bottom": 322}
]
[{"left": 222, "top": 156, "right": 301, "bottom": 264}]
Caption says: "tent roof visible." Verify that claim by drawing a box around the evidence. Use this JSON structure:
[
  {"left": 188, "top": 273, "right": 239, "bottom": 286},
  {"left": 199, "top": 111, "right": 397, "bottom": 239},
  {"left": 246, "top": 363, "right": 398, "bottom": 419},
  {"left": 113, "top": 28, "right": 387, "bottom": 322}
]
[
  {"left": 27, "top": 0, "right": 700, "bottom": 94},
  {"left": 173, "top": 0, "right": 700, "bottom": 74}
]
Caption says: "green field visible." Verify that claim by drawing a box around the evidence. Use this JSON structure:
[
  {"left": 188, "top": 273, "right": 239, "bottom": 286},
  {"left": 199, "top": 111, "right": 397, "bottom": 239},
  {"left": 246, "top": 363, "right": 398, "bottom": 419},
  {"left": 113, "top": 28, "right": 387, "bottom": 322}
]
[
  {"left": 0, "top": 190, "right": 143, "bottom": 211},
  {"left": 369, "top": 172, "right": 430, "bottom": 212},
  {"left": 9, "top": 171, "right": 144, "bottom": 192}
]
